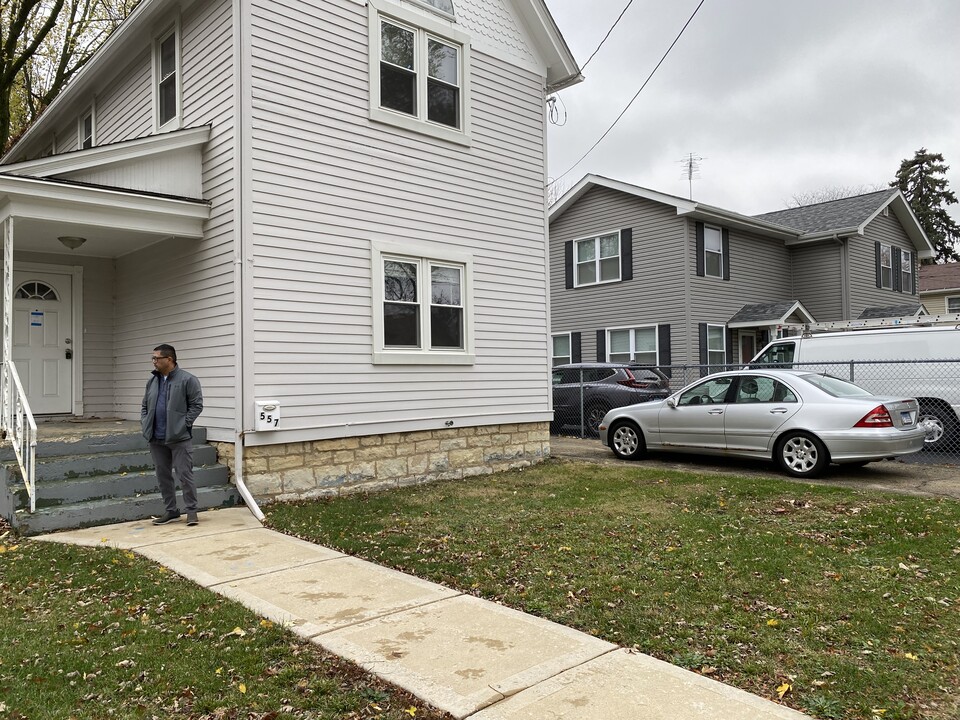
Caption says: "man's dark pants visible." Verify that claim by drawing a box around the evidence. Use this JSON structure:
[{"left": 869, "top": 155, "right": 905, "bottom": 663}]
[{"left": 149, "top": 438, "right": 197, "bottom": 515}]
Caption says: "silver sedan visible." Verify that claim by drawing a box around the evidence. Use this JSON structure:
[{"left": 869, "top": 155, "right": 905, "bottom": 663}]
[{"left": 598, "top": 369, "right": 927, "bottom": 478}]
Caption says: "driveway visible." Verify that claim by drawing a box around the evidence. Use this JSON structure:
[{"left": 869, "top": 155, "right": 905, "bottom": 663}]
[{"left": 550, "top": 435, "right": 960, "bottom": 501}]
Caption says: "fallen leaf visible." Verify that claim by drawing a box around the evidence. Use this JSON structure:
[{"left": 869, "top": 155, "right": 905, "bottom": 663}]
[
  {"left": 238, "top": 683, "right": 247, "bottom": 694},
  {"left": 904, "top": 652, "right": 919, "bottom": 661},
  {"left": 404, "top": 708, "right": 417, "bottom": 717},
  {"left": 766, "top": 619, "right": 780, "bottom": 627},
  {"left": 776, "top": 683, "right": 791, "bottom": 699}
]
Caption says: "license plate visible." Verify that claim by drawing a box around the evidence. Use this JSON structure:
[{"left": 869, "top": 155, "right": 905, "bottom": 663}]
[{"left": 900, "top": 411, "right": 913, "bottom": 425}]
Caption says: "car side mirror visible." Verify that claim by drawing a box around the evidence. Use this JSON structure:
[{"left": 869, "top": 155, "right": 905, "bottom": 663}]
[{"left": 666, "top": 397, "right": 677, "bottom": 408}]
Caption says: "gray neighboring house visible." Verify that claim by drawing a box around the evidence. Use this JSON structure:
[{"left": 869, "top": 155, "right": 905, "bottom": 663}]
[{"left": 548, "top": 175, "right": 934, "bottom": 371}]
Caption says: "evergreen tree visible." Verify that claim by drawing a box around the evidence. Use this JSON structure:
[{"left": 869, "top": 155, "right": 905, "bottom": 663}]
[{"left": 891, "top": 148, "right": 960, "bottom": 263}]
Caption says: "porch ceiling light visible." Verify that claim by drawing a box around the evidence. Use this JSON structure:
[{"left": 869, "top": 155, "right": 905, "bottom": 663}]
[{"left": 58, "top": 236, "right": 86, "bottom": 250}]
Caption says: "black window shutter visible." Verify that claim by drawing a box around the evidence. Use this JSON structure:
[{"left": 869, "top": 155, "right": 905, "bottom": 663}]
[
  {"left": 893, "top": 247, "right": 902, "bottom": 292},
  {"left": 698, "top": 323, "right": 707, "bottom": 366},
  {"left": 726, "top": 328, "right": 734, "bottom": 368},
  {"left": 620, "top": 228, "right": 633, "bottom": 281},
  {"left": 596, "top": 330, "right": 606, "bottom": 362},
  {"left": 657, "top": 324, "right": 671, "bottom": 377},
  {"left": 695, "top": 222, "right": 705, "bottom": 277},
  {"left": 911, "top": 253, "right": 917, "bottom": 295},
  {"left": 874, "top": 241, "right": 882, "bottom": 288},
  {"left": 571, "top": 332, "right": 581, "bottom": 363},
  {"left": 722, "top": 229, "right": 731, "bottom": 281},
  {"left": 564, "top": 241, "right": 574, "bottom": 289}
]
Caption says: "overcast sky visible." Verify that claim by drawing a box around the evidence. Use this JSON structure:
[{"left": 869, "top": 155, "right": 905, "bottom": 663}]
[{"left": 545, "top": 0, "right": 960, "bottom": 219}]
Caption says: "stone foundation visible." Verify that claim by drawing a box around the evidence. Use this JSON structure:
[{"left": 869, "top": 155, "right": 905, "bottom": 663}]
[{"left": 212, "top": 422, "right": 550, "bottom": 503}]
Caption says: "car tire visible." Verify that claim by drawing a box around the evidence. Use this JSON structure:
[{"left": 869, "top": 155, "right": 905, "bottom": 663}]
[
  {"left": 584, "top": 403, "right": 610, "bottom": 436},
  {"left": 609, "top": 421, "right": 646, "bottom": 460},
  {"left": 775, "top": 431, "right": 829, "bottom": 478},
  {"left": 917, "top": 402, "right": 957, "bottom": 452}
]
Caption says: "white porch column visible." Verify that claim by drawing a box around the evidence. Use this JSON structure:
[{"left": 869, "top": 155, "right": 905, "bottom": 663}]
[{"left": 2, "top": 217, "right": 12, "bottom": 429}]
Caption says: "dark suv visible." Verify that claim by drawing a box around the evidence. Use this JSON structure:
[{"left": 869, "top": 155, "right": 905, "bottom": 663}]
[{"left": 551, "top": 363, "right": 671, "bottom": 435}]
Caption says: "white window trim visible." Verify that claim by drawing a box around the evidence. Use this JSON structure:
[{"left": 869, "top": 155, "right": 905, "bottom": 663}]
[
  {"left": 573, "top": 229, "right": 622, "bottom": 288},
  {"left": 879, "top": 242, "right": 892, "bottom": 290},
  {"left": 552, "top": 333, "right": 571, "bottom": 366},
  {"left": 153, "top": 20, "right": 182, "bottom": 132},
  {"left": 78, "top": 104, "right": 95, "bottom": 149},
  {"left": 900, "top": 249, "right": 913, "bottom": 292},
  {"left": 605, "top": 324, "right": 658, "bottom": 364},
  {"left": 372, "top": 239, "right": 475, "bottom": 365},
  {"left": 367, "top": 0, "right": 472, "bottom": 147},
  {"left": 706, "top": 322, "right": 726, "bottom": 366},
  {"left": 703, "top": 225, "right": 724, "bottom": 279}
]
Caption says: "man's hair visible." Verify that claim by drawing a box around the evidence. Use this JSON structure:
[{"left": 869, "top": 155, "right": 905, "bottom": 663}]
[{"left": 154, "top": 344, "right": 177, "bottom": 363}]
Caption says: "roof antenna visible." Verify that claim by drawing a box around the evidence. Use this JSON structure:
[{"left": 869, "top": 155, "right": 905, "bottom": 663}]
[{"left": 678, "top": 152, "right": 703, "bottom": 199}]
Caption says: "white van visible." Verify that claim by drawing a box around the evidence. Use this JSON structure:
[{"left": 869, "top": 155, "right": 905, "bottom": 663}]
[{"left": 750, "top": 322, "right": 960, "bottom": 450}]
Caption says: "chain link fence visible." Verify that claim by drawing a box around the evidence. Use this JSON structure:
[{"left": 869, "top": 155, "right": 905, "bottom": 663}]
[{"left": 551, "top": 360, "right": 960, "bottom": 460}]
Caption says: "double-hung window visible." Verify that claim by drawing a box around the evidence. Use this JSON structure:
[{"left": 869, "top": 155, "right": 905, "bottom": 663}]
[
  {"left": 706, "top": 323, "right": 726, "bottom": 367},
  {"left": 878, "top": 243, "right": 893, "bottom": 289},
  {"left": 575, "top": 233, "right": 620, "bottom": 287},
  {"left": 78, "top": 109, "right": 94, "bottom": 149},
  {"left": 374, "top": 240, "right": 473, "bottom": 364},
  {"left": 369, "top": 0, "right": 471, "bottom": 145},
  {"left": 900, "top": 250, "right": 913, "bottom": 293},
  {"left": 947, "top": 296, "right": 960, "bottom": 314},
  {"left": 703, "top": 226, "right": 723, "bottom": 278},
  {"left": 607, "top": 326, "right": 657, "bottom": 365},
  {"left": 552, "top": 334, "right": 571, "bottom": 366},
  {"left": 154, "top": 25, "right": 180, "bottom": 131}
]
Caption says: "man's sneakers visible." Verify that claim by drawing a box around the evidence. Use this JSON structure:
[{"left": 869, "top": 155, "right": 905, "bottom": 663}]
[
  {"left": 186, "top": 513, "right": 199, "bottom": 527},
  {"left": 152, "top": 511, "right": 180, "bottom": 525}
]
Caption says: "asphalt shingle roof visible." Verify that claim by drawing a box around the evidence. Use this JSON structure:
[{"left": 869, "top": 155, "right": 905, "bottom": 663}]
[
  {"left": 919, "top": 262, "right": 960, "bottom": 291},
  {"left": 728, "top": 301, "right": 802, "bottom": 324},
  {"left": 857, "top": 304, "right": 923, "bottom": 319},
  {"left": 753, "top": 189, "right": 897, "bottom": 234}
]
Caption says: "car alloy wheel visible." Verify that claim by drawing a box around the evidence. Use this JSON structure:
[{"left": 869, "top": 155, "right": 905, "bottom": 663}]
[
  {"left": 610, "top": 421, "right": 646, "bottom": 460},
  {"left": 585, "top": 404, "right": 610, "bottom": 436},
  {"left": 777, "top": 431, "right": 828, "bottom": 478}
]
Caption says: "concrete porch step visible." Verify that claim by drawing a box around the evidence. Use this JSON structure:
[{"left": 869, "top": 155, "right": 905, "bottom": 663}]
[
  {"left": 0, "top": 425, "right": 209, "bottom": 461},
  {"left": 22, "top": 444, "right": 219, "bottom": 483},
  {"left": 16, "top": 485, "right": 240, "bottom": 535}
]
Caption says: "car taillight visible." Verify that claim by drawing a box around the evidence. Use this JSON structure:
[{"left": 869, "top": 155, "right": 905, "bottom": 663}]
[
  {"left": 854, "top": 405, "right": 893, "bottom": 428},
  {"left": 618, "top": 370, "right": 653, "bottom": 389}
]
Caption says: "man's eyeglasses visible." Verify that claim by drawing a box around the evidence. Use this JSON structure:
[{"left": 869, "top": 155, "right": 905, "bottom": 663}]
[{"left": 151, "top": 356, "right": 171, "bottom": 363}]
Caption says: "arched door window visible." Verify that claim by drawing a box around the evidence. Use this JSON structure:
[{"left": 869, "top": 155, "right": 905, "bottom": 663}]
[{"left": 15, "top": 281, "right": 60, "bottom": 301}]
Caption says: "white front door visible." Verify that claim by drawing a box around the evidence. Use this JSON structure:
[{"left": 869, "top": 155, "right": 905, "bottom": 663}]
[{"left": 12, "top": 270, "right": 74, "bottom": 414}]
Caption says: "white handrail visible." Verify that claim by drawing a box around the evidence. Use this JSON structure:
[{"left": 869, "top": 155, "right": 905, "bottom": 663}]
[{"left": 2, "top": 361, "right": 37, "bottom": 513}]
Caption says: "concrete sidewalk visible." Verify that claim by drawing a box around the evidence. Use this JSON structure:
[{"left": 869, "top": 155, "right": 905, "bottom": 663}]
[{"left": 38, "top": 507, "right": 808, "bottom": 719}]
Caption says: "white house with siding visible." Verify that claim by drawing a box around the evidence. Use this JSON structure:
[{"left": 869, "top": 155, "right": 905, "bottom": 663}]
[{"left": 0, "top": 0, "right": 580, "bottom": 502}]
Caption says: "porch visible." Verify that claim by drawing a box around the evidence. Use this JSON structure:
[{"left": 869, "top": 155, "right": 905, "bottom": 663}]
[{"left": 1, "top": 417, "right": 238, "bottom": 535}]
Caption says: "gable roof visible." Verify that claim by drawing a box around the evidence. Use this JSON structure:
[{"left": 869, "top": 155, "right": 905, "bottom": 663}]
[
  {"left": 919, "top": 262, "right": 960, "bottom": 292},
  {"left": 727, "top": 301, "right": 816, "bottom": 328},
  {"left": 551, "top": 175, "right": 936, "bottom": 259},
  {"left": 4, "top": 0, "right": 581, "bottom": 162},
  {"left": 858, "top": 304, "right": 925, "bottom": 319}
]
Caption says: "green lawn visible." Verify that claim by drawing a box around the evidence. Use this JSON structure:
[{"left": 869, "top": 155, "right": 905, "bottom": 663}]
[
  {"left": 264, "top": 460, "right": 960, "bottom": 720},
  {"left": 0, "top": 538, "right": 452, "bottom": 720}
]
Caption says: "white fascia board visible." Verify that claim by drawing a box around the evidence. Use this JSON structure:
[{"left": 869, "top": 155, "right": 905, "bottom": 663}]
[
  {"left": 784, "top": 228, "right": 860, "bottom": 246},
  {"left": 888, "top": 192, "right": 936, "bottom": 258},
  {"left": 514, "top": 0, "right": 581, "bottom": 91},
  {"left": 550, "top": 174, "right": 697, "bottom": 222},
  {"left": 2, "top": 126, "right": 211, "bottom": 176},
  {"left": 0, "top": 175, "right": 209, "bottom": 236},
  {"left": 680, "top": 204, "right": 800, "bottom": 241}
]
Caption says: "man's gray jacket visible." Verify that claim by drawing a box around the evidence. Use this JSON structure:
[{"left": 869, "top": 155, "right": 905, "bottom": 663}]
[{"left": 141, "top": 367, "right": 204, "bottom": 443}]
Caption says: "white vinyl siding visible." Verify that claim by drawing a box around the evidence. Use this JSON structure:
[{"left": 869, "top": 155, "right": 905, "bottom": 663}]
[
  {"left": 853, "top": 213, "right": 918, "bottom": 318},
  {"left": 247, "top": 0, "right": 551, "bottom": 434}
]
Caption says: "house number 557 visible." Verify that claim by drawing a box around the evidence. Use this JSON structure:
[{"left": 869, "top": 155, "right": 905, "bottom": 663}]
[{"left": 259, "top": 411, "right": 279, "bottom": 427}]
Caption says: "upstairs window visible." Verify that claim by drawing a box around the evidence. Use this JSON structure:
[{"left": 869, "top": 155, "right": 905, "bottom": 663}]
[
  {"left": 878, "top": 242, "right": 892, "bottom": 289},
  {"left": 900, "top": 249, "right": 913, "bottom": 293},
  {"left": 155, "top": 26, "right": 180, "bottom": 130},
  {"left": 369, "top": 0, "right": 471, "bottom": 145},
  {"left": 947, "top": 296, "right": 960, "bottom": 313},
  {"left": 703, "top": 226, "right": 723, "bottom": 278},
  {"left": 79, "top": 109, "right": 94, "bottom": 149},
  {"left": 552, "top": 334, "right": 571, "bottom": 366},
  {"left": 575, "top": 233, "right": 620, "bottom": 286}
]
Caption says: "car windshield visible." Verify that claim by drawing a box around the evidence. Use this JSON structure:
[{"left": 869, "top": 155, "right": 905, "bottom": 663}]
[{"left": 797, "top": 373, "right": 874, "bottom": 398}]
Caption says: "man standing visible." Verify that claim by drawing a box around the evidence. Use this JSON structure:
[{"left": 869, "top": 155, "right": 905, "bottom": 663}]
[{"left": 141, "top": 344, "right": 204, "bottom": 526}]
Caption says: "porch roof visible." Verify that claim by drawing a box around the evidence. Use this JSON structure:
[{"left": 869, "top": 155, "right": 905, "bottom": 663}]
[
  {"left": 727, "top": 300, "right": 816, "bottom": 328},
  {"left": 0, "top": 172, "right": 209, "bottom": 258}
]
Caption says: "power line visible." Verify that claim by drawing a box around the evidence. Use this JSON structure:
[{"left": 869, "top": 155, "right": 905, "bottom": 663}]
[
  {"left": 580, "top": 0, "right": 635, "bottom": 72},
  {"left": 549, "top": 0, "right": 708, "bottom": 188}
]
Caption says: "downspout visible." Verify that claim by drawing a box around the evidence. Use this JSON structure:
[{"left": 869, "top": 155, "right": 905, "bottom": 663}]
[{"left": 231, "top": 0, "right": 263, "bottom": 522}]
